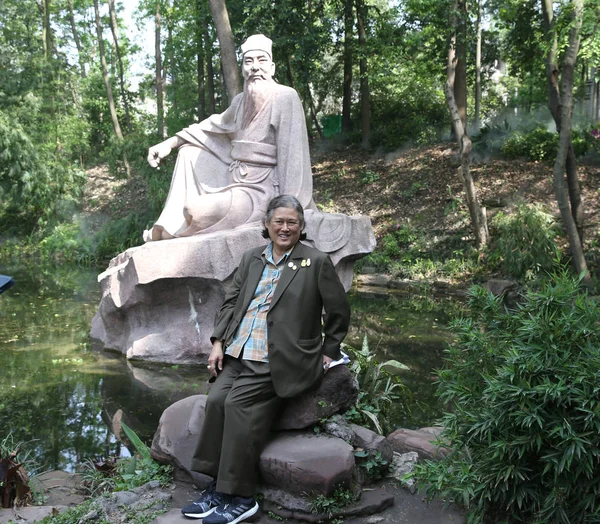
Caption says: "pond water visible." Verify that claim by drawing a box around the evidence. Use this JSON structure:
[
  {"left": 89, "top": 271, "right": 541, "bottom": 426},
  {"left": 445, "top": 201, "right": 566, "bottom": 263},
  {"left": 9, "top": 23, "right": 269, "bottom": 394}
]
[{"left": 0, "top": 264, "right": 462, "bottom": 473}]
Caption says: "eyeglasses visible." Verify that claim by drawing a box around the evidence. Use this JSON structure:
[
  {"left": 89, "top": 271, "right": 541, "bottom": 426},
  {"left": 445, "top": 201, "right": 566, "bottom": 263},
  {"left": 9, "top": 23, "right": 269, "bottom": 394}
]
[{"left": 271, "top": 219, "right": 300, "bottom": 228}]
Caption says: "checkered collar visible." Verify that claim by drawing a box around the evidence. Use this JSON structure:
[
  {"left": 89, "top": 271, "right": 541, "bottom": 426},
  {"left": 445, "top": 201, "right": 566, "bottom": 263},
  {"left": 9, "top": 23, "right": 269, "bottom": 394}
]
[{"left": 262, "top": 242, "right": 294, "bottom": 266}]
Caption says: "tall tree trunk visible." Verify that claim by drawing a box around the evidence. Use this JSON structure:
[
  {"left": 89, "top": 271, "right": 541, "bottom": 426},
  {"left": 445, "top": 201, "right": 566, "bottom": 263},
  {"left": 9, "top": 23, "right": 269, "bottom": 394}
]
[
  {"left": 474, "top": 0, "right": 482, "bottom": 132},
  {"left": 67, "top": 0, "right": 86, "bottom": 78},
  {"left": 590, "top": 66, "right": 598, "bottom": 121},
  {"left": 197, "top": 42, "right": 206, "bottom": 121},
  {"left": 355, "top": 0, "right": 370, "bottom": 149},
  {"left": 307, "top": 84, "right": 324, "bottom": 139},
  {"left": 43, "top": 0, "right": 53, "bottom": 61},
  {"left": 342, "top": 0, "right": 354, "bottom": 133},
  {"left": 285, "top": 55, "right": 295, "bottom": 88},
  {"left": 196, "top": 0, "right": 206, "bottom": 120},
  {"left": 454, "top": 0, "right": 468, "bottom": 128},
  {"left": 205, "top": 26, "right": 216, "bottom": 115},
  {"left": 155, "top": 0, "right": 165, "bottom": 138},
  {"left": 551, "top": 0, "right": 588, "bottom": 279},
  {"left": 166, "top": 8, "right": 174, "bottom": 117},
  {"left": 541, "top": 0, "right": 583, "bottom": 241},
  {"left": 107, "top": 0, "right": 131, "bottom": 132},
  {"left": 285, "top": 56, "right": 319, "bottom": 138},
  {"left": 93, "top": 0, "right": 130, "bottom": 176},
  {"left": 446, "top": 4, "right": 488, "bottom": 248},
  {"left": 208, "top": 0, "right": 242, "bottom": 101}
]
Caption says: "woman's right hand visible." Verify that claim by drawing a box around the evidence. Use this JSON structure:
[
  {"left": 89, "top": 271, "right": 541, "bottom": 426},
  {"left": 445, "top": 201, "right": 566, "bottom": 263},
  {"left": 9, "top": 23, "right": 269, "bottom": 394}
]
[{"left": 207, "top": 340, "right": 224, "bottom": 378}]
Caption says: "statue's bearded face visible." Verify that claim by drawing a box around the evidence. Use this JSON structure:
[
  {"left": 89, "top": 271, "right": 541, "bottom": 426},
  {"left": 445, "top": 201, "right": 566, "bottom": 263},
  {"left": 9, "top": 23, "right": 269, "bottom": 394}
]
[{"left": 242, "top": 50, "right": 275, "bottom": 84}]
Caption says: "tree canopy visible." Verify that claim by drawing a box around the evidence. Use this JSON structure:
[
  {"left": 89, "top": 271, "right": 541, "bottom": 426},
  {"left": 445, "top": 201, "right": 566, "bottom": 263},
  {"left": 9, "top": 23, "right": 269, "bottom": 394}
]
[{"left": 0, "top": 0, "right": 598, "bottom": 261}]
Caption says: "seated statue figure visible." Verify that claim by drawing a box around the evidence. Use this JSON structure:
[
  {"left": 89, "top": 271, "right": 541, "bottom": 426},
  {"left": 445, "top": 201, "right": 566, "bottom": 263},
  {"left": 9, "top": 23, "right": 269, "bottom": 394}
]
[{"left": 144, "top": 34, "right": 314, "bottom": 241}]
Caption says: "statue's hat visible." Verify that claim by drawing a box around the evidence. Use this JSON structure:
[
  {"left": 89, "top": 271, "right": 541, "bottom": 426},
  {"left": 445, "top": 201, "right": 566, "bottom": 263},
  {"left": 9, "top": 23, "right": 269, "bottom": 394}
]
[{"left": 241, "top": 34, "right": 273, "bottom": 59}]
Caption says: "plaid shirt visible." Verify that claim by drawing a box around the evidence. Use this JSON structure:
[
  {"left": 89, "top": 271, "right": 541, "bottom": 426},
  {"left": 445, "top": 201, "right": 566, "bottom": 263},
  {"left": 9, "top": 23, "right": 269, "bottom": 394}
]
[{"left": 225, "top": 243, "right": 292, "bottom": 362}]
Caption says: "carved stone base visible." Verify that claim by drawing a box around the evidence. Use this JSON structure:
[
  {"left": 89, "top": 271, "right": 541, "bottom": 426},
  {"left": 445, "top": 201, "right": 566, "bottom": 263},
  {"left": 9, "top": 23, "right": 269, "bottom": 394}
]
[{"left": 90, "top": 213, "right": 375, "bottom": 364}]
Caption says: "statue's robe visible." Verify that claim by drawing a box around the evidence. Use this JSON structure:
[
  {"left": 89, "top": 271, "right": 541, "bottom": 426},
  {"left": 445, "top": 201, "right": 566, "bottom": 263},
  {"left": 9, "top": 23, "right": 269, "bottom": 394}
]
[{"left": 145, "top": 83, "right": 314, "bottom": 240}]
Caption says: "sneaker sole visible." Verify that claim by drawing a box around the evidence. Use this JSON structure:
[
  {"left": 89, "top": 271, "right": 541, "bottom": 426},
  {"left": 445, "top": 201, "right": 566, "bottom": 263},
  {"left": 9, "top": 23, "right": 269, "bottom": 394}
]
[
  {"left": 181, "top": 506, "right": 217, "bottom": 519},
  {"left": 217, "top": 502, "right": 259, "bottom": 524}
]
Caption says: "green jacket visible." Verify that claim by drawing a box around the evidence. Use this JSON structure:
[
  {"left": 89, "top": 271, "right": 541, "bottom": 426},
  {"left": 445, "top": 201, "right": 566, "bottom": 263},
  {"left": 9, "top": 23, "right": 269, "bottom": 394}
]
[{"left": 211, "top": 242, "right": 351, "bottom": 398}]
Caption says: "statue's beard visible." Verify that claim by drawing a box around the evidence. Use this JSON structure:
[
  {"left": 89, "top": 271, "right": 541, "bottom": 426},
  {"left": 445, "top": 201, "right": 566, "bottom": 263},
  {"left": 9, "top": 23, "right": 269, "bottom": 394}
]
[{"left": 241, "top": 79, "right": 274, "bottom": 128}]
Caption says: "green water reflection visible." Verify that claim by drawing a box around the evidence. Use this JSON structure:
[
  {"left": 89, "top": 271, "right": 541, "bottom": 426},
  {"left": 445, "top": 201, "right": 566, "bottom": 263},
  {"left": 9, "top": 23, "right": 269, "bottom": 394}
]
[
  {"left": 0, "top": 264, "right": 208, "bottom": 472},
  {"left": 0, "top": 266, "right": 461, "bottom": 471},
  {"left": 347, "top": 287, "right": 463, "bottom": 429}
]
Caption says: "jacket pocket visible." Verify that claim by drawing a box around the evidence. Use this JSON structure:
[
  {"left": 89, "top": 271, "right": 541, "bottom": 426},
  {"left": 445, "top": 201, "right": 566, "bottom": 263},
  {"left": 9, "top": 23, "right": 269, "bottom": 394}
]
[{"left": 298, "top": 334, "right": 322, "bottom": 348}]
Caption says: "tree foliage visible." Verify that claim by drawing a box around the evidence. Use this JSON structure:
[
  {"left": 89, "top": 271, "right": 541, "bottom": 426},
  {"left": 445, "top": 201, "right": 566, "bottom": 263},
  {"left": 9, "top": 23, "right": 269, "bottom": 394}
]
[{"left": 0, "top": 0, "right": 599, "bottom": 258}]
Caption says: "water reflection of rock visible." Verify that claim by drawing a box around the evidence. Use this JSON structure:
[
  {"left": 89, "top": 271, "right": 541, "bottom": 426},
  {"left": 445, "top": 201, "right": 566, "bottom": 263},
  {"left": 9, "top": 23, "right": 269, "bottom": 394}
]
[
  {"left": 100, "top": 360, "right": 209, "bottom": 447},
  {"left": 126, "top": 362, "right": 210, "bottom": 398}
]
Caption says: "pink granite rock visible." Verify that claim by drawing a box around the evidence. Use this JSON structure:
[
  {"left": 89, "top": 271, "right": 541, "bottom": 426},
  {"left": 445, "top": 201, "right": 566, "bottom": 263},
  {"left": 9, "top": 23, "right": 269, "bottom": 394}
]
[
  {"left": 91, "top": 216, "right": 375, "bottom": 364},
  {"left": 151, "top": 396, "right": 357, "bottom": 497},
  {"left": 151, "top": 395, "right": 207, "bottom": 482},
  {"left": 273, "top": 366, "right": 358, "bottom": 430},
  {"left": 259, "top": 432, "right": 355, "bottom": 496},
  {"left": 350, "top": 424, "right": 394, "bottom": 464}
]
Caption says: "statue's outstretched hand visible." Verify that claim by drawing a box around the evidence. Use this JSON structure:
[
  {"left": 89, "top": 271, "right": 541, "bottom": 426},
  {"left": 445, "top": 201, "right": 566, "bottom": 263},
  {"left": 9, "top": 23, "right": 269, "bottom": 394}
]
[{"left": 147, "top": 139, "right": 174, "bottom": 168}]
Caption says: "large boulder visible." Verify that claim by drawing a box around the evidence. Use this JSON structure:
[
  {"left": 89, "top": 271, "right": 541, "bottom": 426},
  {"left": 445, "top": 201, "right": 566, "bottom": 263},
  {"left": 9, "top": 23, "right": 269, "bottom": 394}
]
[
  {"left": 151, "top": 395, "right": 355, "bottom": 497},
  {"left": 273, "top": 365, "right": 358, "bottom": 430},
  {"left": 150, "top": 393, "right": 397, "bottom": 518},
  {"left": 259, "top": 432, "right": 355, "bottom": 496},
  {"left": 151, "top": 370, "right": 358, "bottom": 476},
  {"left": 150, "top": 395, "right": 207, "bottom": 483},
  {"left": 91, "top": 214, "right": 375, "bottom": 364}
]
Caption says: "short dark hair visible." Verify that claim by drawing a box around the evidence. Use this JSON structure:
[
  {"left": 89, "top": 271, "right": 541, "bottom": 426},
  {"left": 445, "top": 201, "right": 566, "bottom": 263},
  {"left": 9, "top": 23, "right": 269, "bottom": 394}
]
[{"left": 261, "top": 195, "right": 307, "bottom": 240}]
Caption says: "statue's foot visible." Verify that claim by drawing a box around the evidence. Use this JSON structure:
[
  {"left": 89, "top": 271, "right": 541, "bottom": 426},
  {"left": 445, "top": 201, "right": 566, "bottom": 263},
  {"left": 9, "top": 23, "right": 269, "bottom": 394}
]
[{"left": 143, "top": 229, "right": 154, "bottom": 242}]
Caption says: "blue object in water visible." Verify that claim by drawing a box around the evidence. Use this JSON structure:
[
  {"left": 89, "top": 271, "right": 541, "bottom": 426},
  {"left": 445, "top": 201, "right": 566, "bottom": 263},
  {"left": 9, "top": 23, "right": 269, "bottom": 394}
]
[{"left": 0, "top": 274, "right": 15, "bottom": 294}]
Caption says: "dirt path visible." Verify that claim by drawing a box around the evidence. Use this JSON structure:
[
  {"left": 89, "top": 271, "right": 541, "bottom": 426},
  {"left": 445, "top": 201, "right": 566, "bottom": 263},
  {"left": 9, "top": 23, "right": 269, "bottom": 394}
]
[{"left": 158, "top": 479, "right": 464, "bottom": 524}]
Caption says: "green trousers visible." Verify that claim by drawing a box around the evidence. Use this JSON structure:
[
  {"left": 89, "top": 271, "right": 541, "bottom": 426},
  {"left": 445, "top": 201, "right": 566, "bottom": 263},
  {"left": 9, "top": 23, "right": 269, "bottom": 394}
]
[{"left": 190, "top": 355, "right": 283, "bottom": 497}]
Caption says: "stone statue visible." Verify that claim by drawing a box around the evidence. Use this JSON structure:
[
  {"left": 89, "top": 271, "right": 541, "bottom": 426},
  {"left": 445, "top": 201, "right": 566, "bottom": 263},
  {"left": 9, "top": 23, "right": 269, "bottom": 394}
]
[
  {"left": 144, "top": 34, "right": 314, "bottom": 241},
  {"left": 91, "top": 35, "right": 376, "bottom": 364}
]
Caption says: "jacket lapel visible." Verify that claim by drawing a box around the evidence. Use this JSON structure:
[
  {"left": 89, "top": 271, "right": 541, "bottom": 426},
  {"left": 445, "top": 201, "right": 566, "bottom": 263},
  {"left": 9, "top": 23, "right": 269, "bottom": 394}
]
[
  {"left": 270, "top": 243, "right": 307, "bottom": 311},
  {"left": 239, "top": 252, "right": 265, "bottom": 314}
]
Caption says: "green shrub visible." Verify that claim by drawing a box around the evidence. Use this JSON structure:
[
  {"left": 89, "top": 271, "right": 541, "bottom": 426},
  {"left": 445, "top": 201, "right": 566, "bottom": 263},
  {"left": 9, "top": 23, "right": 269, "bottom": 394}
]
[
  {"left": 414, "top": 273, "right": 600, "bottom": 523},
  {"left": 309, "top": 487, "right": 356, "bottom": 517},
  {"left": 491, "top": 203, "right": 561, "bottom": 279},
  {"left": 368, "top": 78, "right": 447, "bottom": 151},
  {"left": 0, "top": 110, "right": 86, "bottom": 234},
  {"left": 354, "top": 449, "right": 389, "bottom": 481},
  {"left": 93, "top": 211, "right": 153, "bottom": 262},
  {"left": 355, "top": 224, "right": 482, "bottom": 282},
  {"left": 39, "top": 223, "right": 95, "bottom": 265},
  {"left": 501, "top": 127, "right": 558, "bottom": 161},
  {"left": 501, "top": 127, "right": 591, "bottom": 162}
]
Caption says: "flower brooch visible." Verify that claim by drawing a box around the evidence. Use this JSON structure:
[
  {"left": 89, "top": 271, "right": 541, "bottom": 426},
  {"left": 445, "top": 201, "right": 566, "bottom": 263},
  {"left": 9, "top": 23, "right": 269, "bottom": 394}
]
[{"left": 288, "top": 258, "right": 311, "bottom": 271}]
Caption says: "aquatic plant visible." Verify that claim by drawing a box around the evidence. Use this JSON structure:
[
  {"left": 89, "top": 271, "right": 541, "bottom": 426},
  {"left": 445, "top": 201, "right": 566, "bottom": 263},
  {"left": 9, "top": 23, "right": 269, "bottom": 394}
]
[
  {"left": 343, "top": 335, "right": 410, "bottom": 435},
  {"left": 0, "top": 434, "right": 32, "bottom": 508}
]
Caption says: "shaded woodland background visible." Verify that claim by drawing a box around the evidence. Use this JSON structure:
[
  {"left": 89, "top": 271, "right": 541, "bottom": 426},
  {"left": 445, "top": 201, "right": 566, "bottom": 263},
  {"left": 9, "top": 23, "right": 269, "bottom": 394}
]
[{"left": 1, "top": 0, "right": 599, "bottom": 279}]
